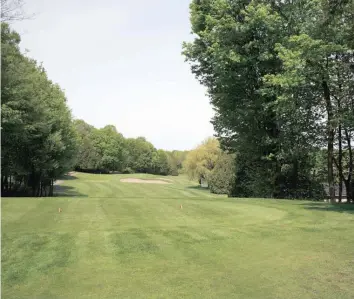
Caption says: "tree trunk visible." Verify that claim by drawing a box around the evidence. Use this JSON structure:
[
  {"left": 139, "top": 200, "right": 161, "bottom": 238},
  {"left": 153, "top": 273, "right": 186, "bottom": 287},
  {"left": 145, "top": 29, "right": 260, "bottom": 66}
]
[
  {"left": 345, "top": 129, "right": 353, "bottom": 203},
  {"left": 323, "top": 79, "right": 335, "bottom": 203},
  {"left": 1, "top": 175, "right": 4, "bottom": 194},
  {"left": 293, "top": 160, "right": 299, "bottom": 198},
  {"left": 338, "top": 125, "right": 343, "bottom": 202},
  {"left": 49, "top": 179, "right": 54, "bottom": 196},
  {"left": 336, "top": 65, "right": 343, "bottom": 203},
  {"left": 2, "top": 176, "right": 6, "bottom": 193},
  {"left": 4, "top": 175, "right": 9, "bottom": 192},
  {"left": 9, "top": 175, "right": 12, "bottom": 193},
  {"left": 273, "top": 161, "right": 282, "bottom": 198},
  {"left": 30, "top": 169, "right": 37, "bottom": 197}
]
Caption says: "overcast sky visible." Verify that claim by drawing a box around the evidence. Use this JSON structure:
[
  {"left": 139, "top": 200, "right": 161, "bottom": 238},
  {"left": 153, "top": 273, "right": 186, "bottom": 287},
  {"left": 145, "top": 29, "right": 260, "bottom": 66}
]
[{"left": 11, "top": 0, "right": 215, "bottom": 151}]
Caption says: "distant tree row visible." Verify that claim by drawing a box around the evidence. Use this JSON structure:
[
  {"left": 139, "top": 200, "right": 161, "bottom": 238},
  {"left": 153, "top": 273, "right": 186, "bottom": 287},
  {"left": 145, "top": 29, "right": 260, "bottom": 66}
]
[
  {"left": 183, "top": 0, "right": 354, "bottom": 202},
  {"left": 73, "top": 119, "right": 188, "bottom": 176},
  {"left": 1, "top": 23, "right": 77, "bottom": 196}
]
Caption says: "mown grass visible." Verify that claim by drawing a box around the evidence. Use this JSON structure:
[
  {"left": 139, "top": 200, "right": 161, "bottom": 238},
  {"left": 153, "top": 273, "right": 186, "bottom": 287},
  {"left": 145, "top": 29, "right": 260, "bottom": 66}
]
[{"left": 2, "top": 172, "right": 354, "bottom": 298}]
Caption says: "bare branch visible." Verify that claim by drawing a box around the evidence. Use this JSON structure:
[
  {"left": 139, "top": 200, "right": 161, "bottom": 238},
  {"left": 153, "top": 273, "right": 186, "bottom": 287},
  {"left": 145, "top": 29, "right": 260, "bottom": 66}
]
[{"left": 1, "top": 0, "right": 35, "bottom": 23}]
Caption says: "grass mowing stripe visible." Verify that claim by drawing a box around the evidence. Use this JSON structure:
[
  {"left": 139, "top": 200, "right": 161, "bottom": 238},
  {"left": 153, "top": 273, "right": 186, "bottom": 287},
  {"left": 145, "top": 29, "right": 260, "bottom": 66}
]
[{"left": 2, "top": 172, "right": 354, "bottom": 299}]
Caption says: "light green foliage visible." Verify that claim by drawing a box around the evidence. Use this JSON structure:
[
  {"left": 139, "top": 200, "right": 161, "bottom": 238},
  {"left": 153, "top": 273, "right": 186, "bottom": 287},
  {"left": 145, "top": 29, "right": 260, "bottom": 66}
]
[
  {"left": 183, "top": 137, "right": 221, "bottom": 184},
  {"left": 165, "top": 150, "right": 189, "bottom": 175},
  {"left": 2, "top": 172, "right": 354, "bottom": 298}
]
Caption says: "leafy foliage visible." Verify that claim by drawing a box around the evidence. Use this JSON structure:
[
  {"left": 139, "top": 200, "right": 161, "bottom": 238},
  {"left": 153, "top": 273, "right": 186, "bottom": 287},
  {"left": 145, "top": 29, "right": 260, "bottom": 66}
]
[
  {"left": 209, "top": 153, "right": 236, "bottom": 194},
  {"left": 183, "top": 0, "right": 354, "bottom": 201},
  {"left": 1, "top": 23, "right": 77, "bottom": 196},
  {"left": 165, "top": 150, "right": 189, "bottom": 176},
  {"left": 73, "top": 120, "right": 185, "bottom": 176},
  {"left": 183, "top": 137, "right": 221, "bottom": 184}
]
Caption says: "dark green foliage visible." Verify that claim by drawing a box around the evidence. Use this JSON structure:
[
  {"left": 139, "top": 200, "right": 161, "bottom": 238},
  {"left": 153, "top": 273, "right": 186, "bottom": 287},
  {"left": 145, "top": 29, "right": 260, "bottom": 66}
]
[
  {"left": 74, "top": 121, "right": 180, "bottom": 176},
  {"left": 153, "top": 150, "right": 170, "bottom": 175},
  {"left": 122, "top": 167, "right": 134, "bottom": 174},
  {"left": 183, "top": 0, "right": 353, "bottom": 201},
  {"left": 1, "top": 23, "right": 77, "bottom": 196},
  {"left": 124, "top": 137, "right": 155, "bottom": 173},
  {"left": 209, "top": 153, "right": 236, "bottom": 194},
  {"left": 73, "top": 120, "right": 100, "bottom": 169}
]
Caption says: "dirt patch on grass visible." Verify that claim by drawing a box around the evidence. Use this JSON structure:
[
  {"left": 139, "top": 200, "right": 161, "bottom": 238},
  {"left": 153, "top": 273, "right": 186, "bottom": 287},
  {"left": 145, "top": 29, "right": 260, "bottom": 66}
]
[{"left": 120, "top": 178, "right": 171, "bottom": 184}]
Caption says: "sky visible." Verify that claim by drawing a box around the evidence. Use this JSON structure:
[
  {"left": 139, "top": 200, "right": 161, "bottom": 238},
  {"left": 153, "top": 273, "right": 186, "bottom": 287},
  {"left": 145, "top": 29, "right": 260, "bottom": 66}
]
[{"left": 11, "top": 0, "right": 215, "bottom": 151}]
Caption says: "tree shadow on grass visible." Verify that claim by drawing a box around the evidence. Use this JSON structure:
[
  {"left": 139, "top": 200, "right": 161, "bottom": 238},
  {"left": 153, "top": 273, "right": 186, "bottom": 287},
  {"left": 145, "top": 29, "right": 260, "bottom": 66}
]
[
  {"left": 54, "top": 185, "right": 88, "bottom": 198},
  {"left": 186, "top": 185, "right": 208, "bottom": 190},
  {"left": 301, "top": 202, "right": 354, "bottom": 214},
  {"left": 60, "top": 174, "right": 78, "bottom": 180},
  {"left": 186, "top": 185, "right": 211, "bottom": 193}
]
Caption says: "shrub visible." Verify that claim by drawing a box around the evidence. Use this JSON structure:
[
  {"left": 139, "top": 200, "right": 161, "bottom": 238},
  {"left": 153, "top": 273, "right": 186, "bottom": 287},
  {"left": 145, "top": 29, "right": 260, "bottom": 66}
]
[
  {"left": 209, "top": 154, "right": 236, "bottom": 194},
  {"left": 122, "top": 167, "right": 134, "bottom": 174}
]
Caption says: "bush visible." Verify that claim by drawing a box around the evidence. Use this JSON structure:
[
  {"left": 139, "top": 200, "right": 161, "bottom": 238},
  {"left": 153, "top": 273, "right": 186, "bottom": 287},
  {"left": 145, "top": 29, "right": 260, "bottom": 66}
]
[
  {"left": 122, "top": 167, "right": 134, "bottom": 174},
  {"left": 169, "top": 167, "right": 179, "bottom": 176},
  {"left": 208, "top": 154, "right": 236, "bottom": 194}
]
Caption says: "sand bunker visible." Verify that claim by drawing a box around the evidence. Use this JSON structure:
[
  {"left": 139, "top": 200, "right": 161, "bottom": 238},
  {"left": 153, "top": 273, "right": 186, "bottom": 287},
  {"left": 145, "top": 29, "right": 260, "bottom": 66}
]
[{"left": 120, "top": 178, "right": 171, "bottom": 184}]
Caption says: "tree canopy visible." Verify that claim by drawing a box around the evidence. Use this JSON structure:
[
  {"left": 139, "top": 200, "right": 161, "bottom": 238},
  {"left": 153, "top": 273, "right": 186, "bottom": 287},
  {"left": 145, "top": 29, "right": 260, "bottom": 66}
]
[
  {"left": 1, "top": 23, "right": 77, "bottom": 196},
  {"left": 183, "top": 0, "right": 354, "bottom": 202},
  {"left": 183, "top": 137, "right": 221, "bottom": 184},
  {"left": 73, "top": 120, "right": 188, "bottom": 177}
]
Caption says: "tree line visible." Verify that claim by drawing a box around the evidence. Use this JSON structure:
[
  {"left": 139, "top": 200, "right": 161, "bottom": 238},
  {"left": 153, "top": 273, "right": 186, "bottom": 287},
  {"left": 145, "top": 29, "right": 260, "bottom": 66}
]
[
  {"left": 1, "top": 23, "right": 188, "bottom": 196},
  {"left": 73, "top": 119, "right": 188, "bottom": 176},
  {"left": 183, "top": 0, "right": 354, "bottom": 203},
  {"left": 1, "top": 23, "right": 77, "bottom": 196}
]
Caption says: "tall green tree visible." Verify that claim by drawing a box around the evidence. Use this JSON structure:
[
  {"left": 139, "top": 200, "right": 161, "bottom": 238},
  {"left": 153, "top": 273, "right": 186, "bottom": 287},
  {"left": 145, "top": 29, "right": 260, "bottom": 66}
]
[
  {"left": 93, "top": 125, "right": 126, "bottom": 172},
  {"left": 73, "top": 120, "right": 101, "bottom": 170},
  {"left": 152, "top": 150, "right": 170, "bottom": 175},
  {"left": 183, "top": 0, "right": 289, "bottom": 197},
  {"left": 183, "top": 0, "right": 353, "bottom": 201},
  {"left": 1, "top": 23, "right": 77, "bottom": 196},
  {"left": 125, "top": 137, "right": 156, "bottom": 173},
  {"left": 264, "top": 0, "right": 354, "bottom": 202}
]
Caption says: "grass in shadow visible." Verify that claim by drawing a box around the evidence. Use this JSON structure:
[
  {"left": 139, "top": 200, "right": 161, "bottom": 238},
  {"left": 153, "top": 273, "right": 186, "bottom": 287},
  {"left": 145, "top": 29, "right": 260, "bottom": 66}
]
[
  {"left": 54, "top": 185, "right": 88, "bottom": 198},
  {"left": 186, "top": 185, "right": 209, "bottom": 191},
  {"left": 301, "top": 202, "right": 354, "bottom": 214},
  {"left": 60, "top": 174, "right": 78, "bottom": 180}
]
